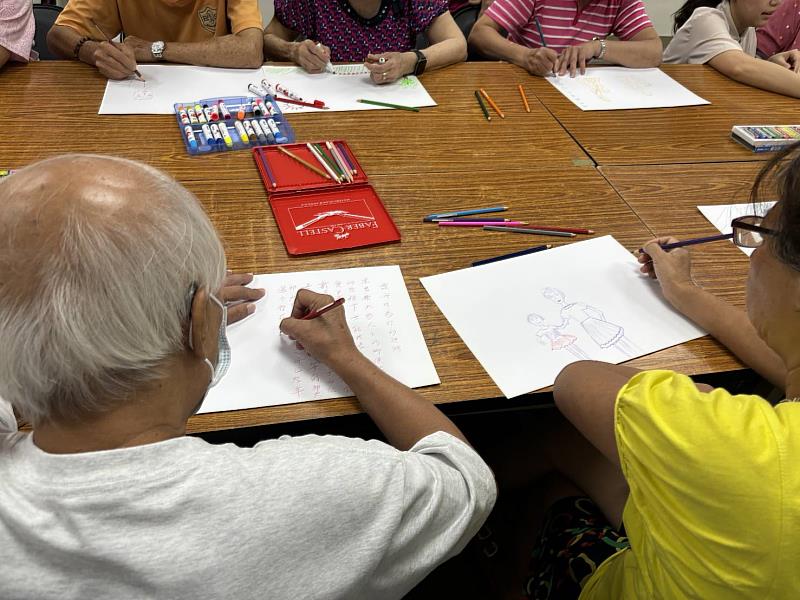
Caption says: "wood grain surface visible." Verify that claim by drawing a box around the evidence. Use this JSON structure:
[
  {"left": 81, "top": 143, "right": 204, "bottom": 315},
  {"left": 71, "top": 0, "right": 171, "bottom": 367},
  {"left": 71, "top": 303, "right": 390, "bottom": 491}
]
[
  {"left": 0, "top": 61, "right": 751, "bottom": 433},
  {"left": 527, "top": 64, "right": 800, "bottom": 166}
]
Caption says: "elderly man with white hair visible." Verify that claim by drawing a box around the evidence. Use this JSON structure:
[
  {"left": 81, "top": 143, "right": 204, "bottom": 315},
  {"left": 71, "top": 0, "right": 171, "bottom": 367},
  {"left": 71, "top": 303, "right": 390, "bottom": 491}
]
[{"left": 0, "top": 155, "right": 496, "bottom": 600}]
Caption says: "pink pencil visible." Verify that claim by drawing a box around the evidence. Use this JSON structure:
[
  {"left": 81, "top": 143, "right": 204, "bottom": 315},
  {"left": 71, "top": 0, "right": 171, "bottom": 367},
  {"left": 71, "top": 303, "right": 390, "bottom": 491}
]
[{"left": 438, "top": 221, "right": 528, "bottom": 227}]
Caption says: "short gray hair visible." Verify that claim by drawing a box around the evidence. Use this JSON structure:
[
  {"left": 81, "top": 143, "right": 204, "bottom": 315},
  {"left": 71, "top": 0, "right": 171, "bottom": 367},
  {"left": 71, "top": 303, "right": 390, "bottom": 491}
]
[{"left": 0, "top": 155, "right": 226, "bottom": 425}]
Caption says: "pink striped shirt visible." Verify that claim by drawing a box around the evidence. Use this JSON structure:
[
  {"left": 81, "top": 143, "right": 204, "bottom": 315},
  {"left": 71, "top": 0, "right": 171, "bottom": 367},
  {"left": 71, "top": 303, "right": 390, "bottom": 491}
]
[{"left": 485, "top": 0, "right": 653, "bottom": 52}]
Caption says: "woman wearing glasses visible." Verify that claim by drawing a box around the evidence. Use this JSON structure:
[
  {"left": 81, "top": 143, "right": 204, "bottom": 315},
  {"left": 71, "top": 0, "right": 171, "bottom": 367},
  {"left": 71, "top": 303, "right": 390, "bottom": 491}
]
[{"left": 507, "top": 144, "right": 800, "bottom": 600}]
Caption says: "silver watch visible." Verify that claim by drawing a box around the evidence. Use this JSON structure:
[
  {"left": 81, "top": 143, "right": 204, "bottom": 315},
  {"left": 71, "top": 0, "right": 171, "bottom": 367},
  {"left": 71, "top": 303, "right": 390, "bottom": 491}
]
[
  {"left": 594, "top": 38, "right": 607, "bottom": 60},
  {"left": 151, "top": 41, "right": 165, "bottom": 60}
]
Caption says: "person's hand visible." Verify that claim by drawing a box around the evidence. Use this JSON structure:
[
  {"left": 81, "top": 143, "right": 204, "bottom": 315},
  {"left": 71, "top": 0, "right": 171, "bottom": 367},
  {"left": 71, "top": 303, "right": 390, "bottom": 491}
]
[
  {"left": 292, "top": 40, "right": 330, "bottom": 73},
  {"left": 555, "top": 40, "right": 600, "bottom": 77},
  {"left": 122, "top": 36, "right": 154, "bottom": 63},
  {"left": 279, "top": 289, "right": 358, "bottom": 368},
  {"left": 768, "top": 50, "right": 800, "bottom": 73},
  {"left": 638, "top": 237, "right": 697, "bottom": 304},
  {"left": 365, "top": 52, "right": 415, "bottom": 84},
  {"left": 519, "top": 47, "right": 559, "bottom": 77},
  {"left": 222, "top": 272, "right": 266, "bottom": 325},
  {"left": 92, "top": 41, "right": 138, "bottom": 80}
]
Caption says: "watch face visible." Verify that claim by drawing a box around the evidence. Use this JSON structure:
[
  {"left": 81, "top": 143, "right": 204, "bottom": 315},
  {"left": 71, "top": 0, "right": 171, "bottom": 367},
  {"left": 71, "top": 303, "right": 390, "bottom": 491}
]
[{"left": 152, "top": 41, "right": 165, "bottom": 55}]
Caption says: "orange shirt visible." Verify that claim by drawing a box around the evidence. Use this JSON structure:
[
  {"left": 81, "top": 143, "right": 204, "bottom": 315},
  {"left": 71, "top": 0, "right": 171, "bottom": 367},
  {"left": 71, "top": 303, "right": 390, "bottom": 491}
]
[{"left": 55, "top": 0, "right": 263, "bottom": 43}]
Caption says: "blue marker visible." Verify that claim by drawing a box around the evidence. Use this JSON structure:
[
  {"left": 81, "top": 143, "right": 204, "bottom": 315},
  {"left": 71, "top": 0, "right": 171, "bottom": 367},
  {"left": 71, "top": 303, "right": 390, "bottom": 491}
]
[
  {"left": 423, "top": 205, "right": 508, "bottom": 222},
  {"left": 183, "top": 125, "right": 198, "bottom": 151}
]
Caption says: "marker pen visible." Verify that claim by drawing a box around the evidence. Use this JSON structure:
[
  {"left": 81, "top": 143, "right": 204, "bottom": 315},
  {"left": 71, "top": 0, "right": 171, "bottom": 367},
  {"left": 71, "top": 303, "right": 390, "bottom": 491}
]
[
  {"left": 265, "top": 118, "right": 288, "bottom": 144},
  {"left": 217, "top": 122, "right": 233, "bottom": 147},
  {"left": 250, "top": 119, "right": 267, "bottom": 142},
  {"left": 234, "top": 120, "right": 250, "bottom": 144},
  {"left": 210, "top": 123, "right": 223, "bottom": 145},
  {"left": 218, "top": 99, "right": 232, "bottom": 120},
  {"left": 201, "top": 123, "right": 213, "bottom": 145},
  {"left": 202, "top": 104, "right": 213, "bottom": 122},
  {"left": 186, "top": 106, "right": 199, "bottom": 124},
  {"left": 209, "top": 104, "right": 220, "bottom": 121},
  {"left": 177, "top": 105, "right": 190, "bottom": 125},
  {"left": 243, "top": 119, "right": 257, "bottom": 141},
  {"left": 184, "top": 125, "right": 198, "bottom": 150},
  {"left": 194, "top": 103, "right": 207, "bottom": 123},
  {"left": 258, "top": 119, "right": 275, "bottom": 143}
]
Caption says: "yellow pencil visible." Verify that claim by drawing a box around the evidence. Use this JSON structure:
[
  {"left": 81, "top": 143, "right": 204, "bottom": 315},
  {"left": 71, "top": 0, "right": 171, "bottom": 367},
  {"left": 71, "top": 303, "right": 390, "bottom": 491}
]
[
  {"left": 479, "top": 88, "right": 505, "bottom": 119},
  {"left": 518, "top": 84, "right": 530, "bottom": 113}
]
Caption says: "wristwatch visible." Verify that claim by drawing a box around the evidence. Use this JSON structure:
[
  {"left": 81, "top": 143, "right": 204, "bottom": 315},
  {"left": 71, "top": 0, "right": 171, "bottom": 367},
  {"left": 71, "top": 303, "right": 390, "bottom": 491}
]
[
  {"left": 151, "top": 41, "right": 166, "bottom": 60},
  {"left": 412, "top": 49, "right": 427, "bottom": 76},
  {"left": 593, "top": 37, "right": 607, "bottom": 60}
]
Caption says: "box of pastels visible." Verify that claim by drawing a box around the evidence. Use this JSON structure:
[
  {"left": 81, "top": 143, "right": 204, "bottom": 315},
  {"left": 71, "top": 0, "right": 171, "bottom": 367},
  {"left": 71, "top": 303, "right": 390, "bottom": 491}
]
[{"left": 173, "top": 95, "right": 294, "bottom": 156}]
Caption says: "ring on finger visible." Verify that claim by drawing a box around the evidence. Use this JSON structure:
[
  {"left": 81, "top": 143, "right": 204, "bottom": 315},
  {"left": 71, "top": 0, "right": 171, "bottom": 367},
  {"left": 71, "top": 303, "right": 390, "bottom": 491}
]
[{"left": 382, "top": 72, "right": 387, "bottom": 80}]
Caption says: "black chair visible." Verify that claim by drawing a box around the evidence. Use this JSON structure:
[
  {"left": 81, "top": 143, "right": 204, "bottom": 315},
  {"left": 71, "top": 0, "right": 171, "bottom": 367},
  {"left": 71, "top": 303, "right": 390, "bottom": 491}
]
[
  {"left": 32, "top": 4, "right": 63, "bottom": 61},
  {"left": 415, "top": 5, "right": 487, "bottom": 61}
]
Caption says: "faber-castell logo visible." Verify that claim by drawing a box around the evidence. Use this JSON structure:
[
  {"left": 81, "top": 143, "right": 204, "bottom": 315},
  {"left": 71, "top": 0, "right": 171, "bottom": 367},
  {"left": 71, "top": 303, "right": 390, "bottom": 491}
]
[{"left": 198, "top": 6, "right": 217, "bottom": 32}]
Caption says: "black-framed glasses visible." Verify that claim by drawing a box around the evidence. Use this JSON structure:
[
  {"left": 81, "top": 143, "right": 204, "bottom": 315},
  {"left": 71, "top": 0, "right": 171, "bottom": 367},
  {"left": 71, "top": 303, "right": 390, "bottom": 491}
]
[{"left": 731, "top": 215, "right": 778, "bottom": 248}]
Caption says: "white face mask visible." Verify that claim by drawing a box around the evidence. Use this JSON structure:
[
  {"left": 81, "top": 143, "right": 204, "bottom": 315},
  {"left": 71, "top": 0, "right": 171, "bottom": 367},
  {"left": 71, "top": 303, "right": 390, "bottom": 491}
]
[{"left": 188, "top": 290, "right": 231, "bottom": 390}]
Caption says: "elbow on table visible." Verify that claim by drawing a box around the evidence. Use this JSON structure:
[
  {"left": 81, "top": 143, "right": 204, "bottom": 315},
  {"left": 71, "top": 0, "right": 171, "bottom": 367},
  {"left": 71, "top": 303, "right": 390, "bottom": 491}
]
[
  {"left": 453, "top": 35, "right": 468, "bottom": 64},
  {"left": 241, "top": 40, "right": 265, "bottom": 69}
]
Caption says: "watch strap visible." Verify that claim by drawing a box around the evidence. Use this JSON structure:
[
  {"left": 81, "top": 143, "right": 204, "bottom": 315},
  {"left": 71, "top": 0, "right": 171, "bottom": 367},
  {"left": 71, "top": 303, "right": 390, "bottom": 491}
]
[{"left": 412, "top": 49, "right": 427, "bottom": 76}]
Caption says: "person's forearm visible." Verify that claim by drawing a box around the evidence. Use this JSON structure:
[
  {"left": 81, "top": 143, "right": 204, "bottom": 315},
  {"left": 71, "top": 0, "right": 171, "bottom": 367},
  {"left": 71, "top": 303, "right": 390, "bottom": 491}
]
[
  {"left": 47, "top": 25, "right": 86, "bottom": 61},
  {"left": 263, "top": 33, "right": 299, "bottom": 63},
  {"left": 0, "top": 47, "right": 10, "bottom": 69},
  {"left": 602, "top": 38, "right": 662, "bottom": 68},
  {"left": 161, "top": 31, "right": 263, "bottom": 68},
  {"left": 714, "top": 55, "right": 800, "bottom": 98},
  {"left": 420, "top": 37, "right": 466, "bottom": 71},
  {"left": 469, "top": 23, "right": 525, "bottom": 64},
  {"left": 668, "top": 283, "right": 785, "bottom": 387},
  {"left": 331, "top": 351, "right": 468, "bottom": 450}
]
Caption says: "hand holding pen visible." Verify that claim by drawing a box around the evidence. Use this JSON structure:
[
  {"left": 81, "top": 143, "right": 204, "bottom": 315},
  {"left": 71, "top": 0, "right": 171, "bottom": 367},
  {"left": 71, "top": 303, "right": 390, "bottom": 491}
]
[
  {"left": 638, "top": 237, "right": 697, "bottom": 303},
  {"left": 90, "top": 21, "right": 144, "bottom": 81},
  {"left": 279, "top": 290, "right": 353, "bottom": 366}
]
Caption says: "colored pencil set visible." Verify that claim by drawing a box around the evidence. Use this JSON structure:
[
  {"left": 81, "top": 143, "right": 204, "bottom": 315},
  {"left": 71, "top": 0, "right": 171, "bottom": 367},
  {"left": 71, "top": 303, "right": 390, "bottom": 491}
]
[
  {"left": 272, "top": 140, "right": 357, "bottom": 185},
  {"left": 423, "top": 205, "right": 594, "bottom": 237},
  {"left": 474, "top": 86, "right": 530, "bottom": 122}
]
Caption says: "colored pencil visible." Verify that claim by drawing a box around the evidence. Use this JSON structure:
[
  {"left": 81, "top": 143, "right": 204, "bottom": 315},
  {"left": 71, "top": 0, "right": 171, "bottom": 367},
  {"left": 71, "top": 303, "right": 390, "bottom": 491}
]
[
  {"left": 479, "top": 88, "right": 505, "bottom": 119},
  {"left": 275, "top": 96, "right": 328, "bottom": 109},
  {"left": 327, "top": 141, "right": 353, "bottom": 183},
  {"left": 300, "top": 298, "right": 345, "bottom": 320},
  {"left": 92, "top": 20, "right": 144, "bottom": 81},
  {"left": 336, "top": 142, "right": 358, "bottom": 175},
  {"left": 423, "top": 206, "right": 508, "bottom": 221},
  {"left": 307, "top": 143, "right": 341, "bottom": 182},
  {"left": 475, "top": 90, "right": 491, "bottom": 121},
  {"left": 472, "top": 244, "right": 551, "bottom": 267},
  {"left": 518, "top": 84, "right": 531, "bottom": 113},
  {"left": 638, "top": 233, "right": 733, "bottom": 254},
  {"left": 313, "top": 142, "right": 344, "bottom": 180},
  {"left": 278, "top": 145, "right": 330, "bottom": 180},
  {"left": 433, "top": 217, "right": 512, "bottom": 222},
  {"left": 523, "top": 225, "right": 595, "bottom": 234},
  {"left": 357, "top": 99, "right": 420, "bottom": 112},
  {"left": 439, "top": 221, "right": 528, "bottom": 227},
  {"left": 261, "top": 155, "right": 278, "bottom": 188},
  {"left": 483, "top": 226, "right": 575, "bottom": 237},
  {"left": 534, "top": 16, "right": 548, "bottom": 47}
]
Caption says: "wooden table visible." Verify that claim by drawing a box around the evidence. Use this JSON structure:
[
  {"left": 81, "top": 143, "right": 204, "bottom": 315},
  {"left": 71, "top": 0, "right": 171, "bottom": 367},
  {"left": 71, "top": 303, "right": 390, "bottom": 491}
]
[
  {"left": 528, "top": 64, "right": 800, "bottom": 166},
  {"left": 0, "top": 61, "right": 750, "bottom": 433}
]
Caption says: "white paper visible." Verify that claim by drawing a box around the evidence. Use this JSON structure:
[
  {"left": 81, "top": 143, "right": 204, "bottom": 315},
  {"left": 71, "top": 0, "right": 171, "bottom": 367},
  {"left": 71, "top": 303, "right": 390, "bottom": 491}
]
[
  {"left": 99, "top": 64, "right": 436, "bottom": 114},
  {"left": 99, "top": 65, "right": 265, "bottom": 114},
  {"left": 420, "top": 236, "right": 705, "bottom": 398},
  {"left": 697, "top": 201, "right": 776, "bottom": 256},
  {"left": 546, "top": 67, "right": 709, "bottom": 111},
  {"left": 199, "top": 266, "right": 439, "bottom": 414},
  {"left": 261, "top": 65, "right": 437, "bottom": 113}
]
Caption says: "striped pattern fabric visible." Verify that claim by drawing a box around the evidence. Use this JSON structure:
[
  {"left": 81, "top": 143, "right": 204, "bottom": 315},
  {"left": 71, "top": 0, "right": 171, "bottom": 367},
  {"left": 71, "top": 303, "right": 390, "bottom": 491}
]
[{"left": 485, "top": 0, "right": 653, "bottom": 52}]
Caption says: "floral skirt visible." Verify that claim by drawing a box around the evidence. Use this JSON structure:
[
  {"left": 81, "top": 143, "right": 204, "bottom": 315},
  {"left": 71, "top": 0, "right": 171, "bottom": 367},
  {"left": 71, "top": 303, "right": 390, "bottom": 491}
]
[{"left": 524, "top": 496, "right": 630, "bottom": 600}]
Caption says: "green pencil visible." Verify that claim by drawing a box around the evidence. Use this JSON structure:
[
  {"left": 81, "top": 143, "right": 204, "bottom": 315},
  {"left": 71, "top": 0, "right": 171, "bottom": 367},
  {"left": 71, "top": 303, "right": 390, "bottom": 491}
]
[
  {"left": 474, "top": 90, "right": 491, "bottom": 121},
  {"left": 357, "top": 98, "right": 420, "bottom": 112},
  {"left": 313, "top": 143, "right": 343, "bottom": 178}
]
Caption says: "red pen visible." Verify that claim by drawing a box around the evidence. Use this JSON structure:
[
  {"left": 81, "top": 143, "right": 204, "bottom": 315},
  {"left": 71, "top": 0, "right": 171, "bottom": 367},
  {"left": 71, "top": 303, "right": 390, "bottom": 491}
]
[
  {"left": 300, "top": 298, "right": 345, "bottom": 320},
  {"left": 275, "top": 96, "right": 327, "bottom": 109}
]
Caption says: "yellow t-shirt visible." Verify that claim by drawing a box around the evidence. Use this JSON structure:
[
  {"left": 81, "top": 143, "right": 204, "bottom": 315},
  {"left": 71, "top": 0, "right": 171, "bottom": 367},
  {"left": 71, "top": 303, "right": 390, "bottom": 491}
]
[
  {"left": 581, "top": 370, "right": 800, "bottom": 599},
  {"left": 55, "top": 0, "right": 263, "bottom": 43}
]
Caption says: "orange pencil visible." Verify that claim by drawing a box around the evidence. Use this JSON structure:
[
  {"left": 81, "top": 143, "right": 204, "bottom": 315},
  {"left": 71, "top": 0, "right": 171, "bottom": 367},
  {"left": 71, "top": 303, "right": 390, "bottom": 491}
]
[
  {"left": 479, "top": 88, "right": 505, "bottom": 119},
  {"left": 518, "top": 84, "right": 530, "bottom": 113},
  {"left": 277, "top": 146, "right": 330, "bottom": 180}
]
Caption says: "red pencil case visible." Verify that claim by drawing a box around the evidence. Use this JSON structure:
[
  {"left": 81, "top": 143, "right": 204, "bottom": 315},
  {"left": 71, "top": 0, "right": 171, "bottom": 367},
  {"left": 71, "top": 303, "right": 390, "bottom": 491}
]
[{"left": 253, "top": 141, "right": 401, "bottom": 256}]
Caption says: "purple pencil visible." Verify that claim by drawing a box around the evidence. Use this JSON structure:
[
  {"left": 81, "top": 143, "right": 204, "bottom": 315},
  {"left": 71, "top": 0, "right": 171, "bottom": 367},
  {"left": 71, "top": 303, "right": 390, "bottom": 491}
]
[
  {"left": 336, "top": 142, "right": 357, "bottom": 175},
  {"left": 639, "top": 233, "right": 733, "bottom": 254},
  {"left": 439, "top": 221, "right": 528, "bottom": 227}
]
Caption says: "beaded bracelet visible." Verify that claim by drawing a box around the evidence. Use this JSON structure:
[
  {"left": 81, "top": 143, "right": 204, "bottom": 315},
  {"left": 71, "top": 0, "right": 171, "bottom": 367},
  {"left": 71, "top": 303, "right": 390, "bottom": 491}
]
[{"left": 73, "top": 36, "right": 91, "bottom": 59}]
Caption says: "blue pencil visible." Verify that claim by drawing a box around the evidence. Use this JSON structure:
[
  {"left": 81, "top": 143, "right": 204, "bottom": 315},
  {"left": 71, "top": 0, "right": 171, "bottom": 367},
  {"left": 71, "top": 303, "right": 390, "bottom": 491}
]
[
  {"left": 423, "top": 205, "right": 508, "bottom": 222},
  {"left": 262, "top": 154, "right": 277, "bottom": 189},
  {"left": 534, "top": 17, "right": 548, "bottom": 47},
  {"left": 472, "top": 244, "right": 551, "bottom": 267},
  {"left": 638, "top": 233, "right": 733, "bottom": 254}
]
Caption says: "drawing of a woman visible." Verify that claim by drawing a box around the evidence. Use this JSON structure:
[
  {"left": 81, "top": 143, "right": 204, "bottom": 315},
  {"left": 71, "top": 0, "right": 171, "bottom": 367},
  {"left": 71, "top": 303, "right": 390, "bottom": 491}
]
[
  {"left": 527, "top": 313, "right": 589, "bottom": 359},
  {"left": 542, "top": 288, "right": 637, "bottom": 356}
]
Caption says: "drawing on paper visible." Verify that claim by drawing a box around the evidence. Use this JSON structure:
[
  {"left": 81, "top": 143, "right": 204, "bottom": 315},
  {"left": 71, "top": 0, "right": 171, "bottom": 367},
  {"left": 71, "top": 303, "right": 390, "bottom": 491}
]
[
  {"left": 574, "top": 77, "right": 610, "bottom": 102},
  {"left": 332, "top": 64, "right": 370, "bottom": 76},
  {"left": 542, "top": 287, "right": 639, "bottom": 356},
  {"left": 527, "top": 313, "right": 589, "bottom": 359},
  {"left": 619, "top": 75, "right": 653, "bottom": 96}
]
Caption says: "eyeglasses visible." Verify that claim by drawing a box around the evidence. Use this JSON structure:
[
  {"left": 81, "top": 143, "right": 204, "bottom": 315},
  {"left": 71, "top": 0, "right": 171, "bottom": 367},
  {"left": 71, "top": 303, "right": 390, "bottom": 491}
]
[{"left": 731, "top": 215, "right": 778, "bottom": 248}]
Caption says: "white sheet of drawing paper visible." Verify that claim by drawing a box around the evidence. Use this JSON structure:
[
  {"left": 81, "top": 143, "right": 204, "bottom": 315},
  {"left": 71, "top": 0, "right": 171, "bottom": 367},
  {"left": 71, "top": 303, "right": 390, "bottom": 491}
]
[
  {"left": 420, "top": 236, "right": 705, "bottom": 398},
  {"left": 260, "top": 65, "right": 437, "bottom": 113},
  {"left": 546, "top": 67, "right": 709, "bottom": 111},
  {"left": 99, "top": 65, "right": 266, "bottom": 114},
  {"left": 697, "top": 201, "right": 776, "bottom": 256},
  {"left": 199, "top": 265, "right": 439, "bottom": 414}
]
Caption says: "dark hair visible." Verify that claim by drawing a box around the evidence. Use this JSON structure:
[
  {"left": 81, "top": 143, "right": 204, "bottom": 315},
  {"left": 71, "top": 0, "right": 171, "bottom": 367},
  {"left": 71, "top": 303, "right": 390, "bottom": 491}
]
[
  {"left": 673, "top": 0, "right": 719, "bottom": 32},
  {"left": 751, "top": 142, "right": 800, "bottom": 272}
]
